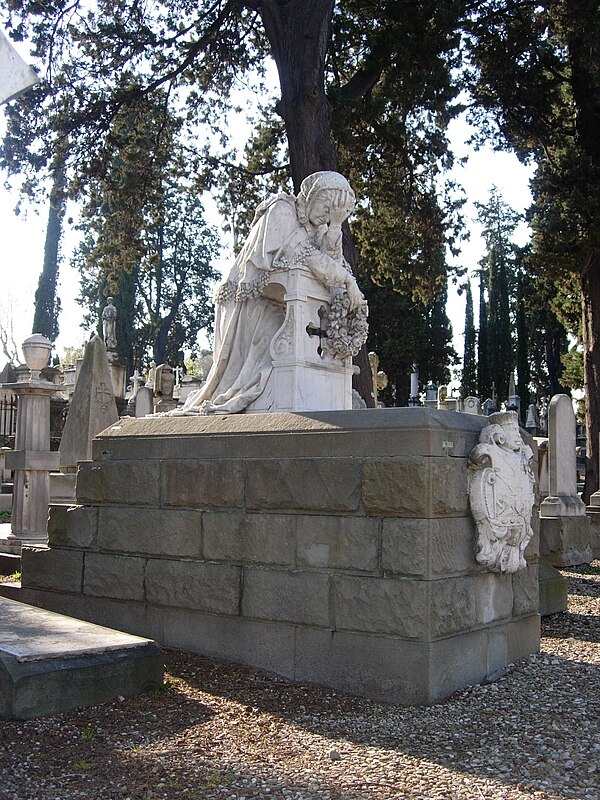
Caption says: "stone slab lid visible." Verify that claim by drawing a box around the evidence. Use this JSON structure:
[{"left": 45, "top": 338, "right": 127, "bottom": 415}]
[
  {"left": 0, "top": 597, "right": 156, "bottom": 662},
  {"left": 92, "top": 408, "right": 490, "bottom": 460}
]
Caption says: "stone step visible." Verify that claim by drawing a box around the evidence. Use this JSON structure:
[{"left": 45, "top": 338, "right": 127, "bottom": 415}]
[
  {"left": 0, "top": 552, "right": 19, "bottom": 574},
  {"left": 0, "top": 597, "right": 163, "bottom": 719}
]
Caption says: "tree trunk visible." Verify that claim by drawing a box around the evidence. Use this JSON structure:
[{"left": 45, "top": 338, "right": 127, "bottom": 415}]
[
  {"left": 258, "top": 0, "right": 374, "bottom": 405},
  {"left": 581, "top": 255, "right": 600, "bottom": 503}
]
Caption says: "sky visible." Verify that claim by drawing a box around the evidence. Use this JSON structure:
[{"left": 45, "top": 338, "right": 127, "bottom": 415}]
[{"left": 0, "top": 37, "right": 535, "bottom": 375}]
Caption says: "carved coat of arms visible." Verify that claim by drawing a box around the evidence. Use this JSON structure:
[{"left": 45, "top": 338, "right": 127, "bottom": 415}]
[{"left": 468, "top": 411, "right": 535, "bottom": 573}]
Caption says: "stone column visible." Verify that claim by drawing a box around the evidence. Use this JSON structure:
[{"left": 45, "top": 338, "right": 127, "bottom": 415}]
[
  {"left": 539, "top": 394, "right": 591, "bottom": 566},
  {"left": 5, "top": 336, "right": 60, "bottom": 545}
]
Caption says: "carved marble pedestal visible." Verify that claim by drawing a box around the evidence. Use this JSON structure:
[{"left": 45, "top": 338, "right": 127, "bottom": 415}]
[{"left": 247, "top": 266, "right": 359, "bottom": 413}]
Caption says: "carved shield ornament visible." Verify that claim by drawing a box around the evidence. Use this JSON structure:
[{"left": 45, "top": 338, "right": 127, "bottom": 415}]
[{"left": 468, "top": 411, "right": 535, "bottom": 573}]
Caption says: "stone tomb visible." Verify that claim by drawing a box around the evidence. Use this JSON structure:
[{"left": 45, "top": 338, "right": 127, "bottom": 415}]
[{"left": 19, "top": 409, "right": 540, "bottom": 705}]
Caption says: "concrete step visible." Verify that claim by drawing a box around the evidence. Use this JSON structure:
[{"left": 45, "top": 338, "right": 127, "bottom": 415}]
[{"left": 0, "top": 597, "right": 163, "bottom": 719}]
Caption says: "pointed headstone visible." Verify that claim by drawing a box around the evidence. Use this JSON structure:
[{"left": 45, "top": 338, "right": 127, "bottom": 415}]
[{"left": 59, "top": 336, "right": 119, "bottom": 471}]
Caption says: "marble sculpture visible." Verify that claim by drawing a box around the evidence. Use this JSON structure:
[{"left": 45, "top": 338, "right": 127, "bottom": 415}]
[
  {"left": 468, "top": 410, "right": 535, "bottom": 573},
  {"left": 173, "top": 171, "right": 367, "bottom": 415}
]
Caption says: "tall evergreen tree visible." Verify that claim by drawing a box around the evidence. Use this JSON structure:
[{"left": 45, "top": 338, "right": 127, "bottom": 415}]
[
  {"left": 465, "top": 0, "right": 600, "bottom": 498},
  {"left": 462, "top": 281, "right": 477, "bottom": 397},
  {"left": 31, "top": 156, "right": 66, "bottom": 341},
  {"left": 477, "top": 271, "right": 490, "bottom": 400}
]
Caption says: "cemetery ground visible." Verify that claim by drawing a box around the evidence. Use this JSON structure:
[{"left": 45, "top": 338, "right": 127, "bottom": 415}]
[{"left": 0, "top": 563, "right": 598, "bottom": 800}]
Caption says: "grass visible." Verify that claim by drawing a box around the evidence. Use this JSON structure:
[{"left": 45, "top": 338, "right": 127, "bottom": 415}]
[
  {"left": 0, "top": 510, "right": 10, "bottom": 523},
  {"left": 72, "top": 758, "right": 92, "bottom": 772}
]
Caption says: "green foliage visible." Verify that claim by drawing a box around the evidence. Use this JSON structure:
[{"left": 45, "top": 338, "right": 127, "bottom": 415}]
[
  {"left": 61, "top": 345, "right": 85, "bottom": 366},
  {"left": 561, "top": 347, "right": 584, "bottom": 391}
]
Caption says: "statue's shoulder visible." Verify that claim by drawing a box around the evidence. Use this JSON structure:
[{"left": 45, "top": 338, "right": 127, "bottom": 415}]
[{"left": 251, "top": 192, "right": 296, "bottom": 225}]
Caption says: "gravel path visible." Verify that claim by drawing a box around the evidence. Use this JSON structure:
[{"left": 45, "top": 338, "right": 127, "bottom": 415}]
[{"left": 1, "top": 562, "right": 598, "bottom": 800}]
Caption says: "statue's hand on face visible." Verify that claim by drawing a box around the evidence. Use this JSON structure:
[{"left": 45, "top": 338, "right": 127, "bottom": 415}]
[
  {"left": 308, "top": 190, "right": 354, "bottom": 228},
  {"left": 328, "top": 190, "right": 355, "bottom": 227}
]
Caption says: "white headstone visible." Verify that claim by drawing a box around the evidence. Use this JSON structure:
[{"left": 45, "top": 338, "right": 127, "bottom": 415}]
[
  {"left": 540, "top": 394, "right": 586, "bottom": 517},
  {"left": 135, "top": 386, "right": 154, "bottom": 417}
]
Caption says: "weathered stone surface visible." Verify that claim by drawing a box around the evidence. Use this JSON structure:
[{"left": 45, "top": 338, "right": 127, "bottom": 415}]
[
  {"left": 77, "top": 460, "right": 160, "bottom": 506},
  {"left": 97, "top": 507, "right": 202, "bottom": 558},
  {"left": 58, "top": 335, "right": 119, "bottom": 471},
  {"left": 539, "top": 515, "right": 592, "bottom": 567},
  {"left": 430, "top": 574, "right": 513, "bottom": 638},
  {"left": 430, "top": 517, "right": 476, "bottom": 576},
  {"left": 242, "top": 568, "right": 330, "bottom": 626},
  {"left": 161, "top": 460, "right": 244, "bottom": 509},
  {"left": 362, "top": 458, "right": 429, "bottom": 517},
  {"left": 333, "top": 575, "right": 427, "bottom": 638},
  {"left": 294, "top": 628, "right": 428, "bottom": 705},
  {"left": 245, "top": 459, "right": 361, "bottom": 513},
  {"left": 202, "top": 511, "right": 295, "bottom": 566},
  {"left": 430, "top": 577, "right": 476, "bottom": 637},
  {"left": 507, "top": 614, "right": 540, "bottom": 663},
  {"left": 48, "top": 505, "right": 98, "bottom": 549},
  {"left": 381, "top": 519, "right": 428, "bottom": 576},
  {"left": 538, "top": 558, "right": 567, "bottom": 616},
  {"left": 145, "top": 559, "right": 240, "bottom": 615},
  {"left": 296, "top": 515, "right": 379, "bottom": 572},
  {"left": 512, "top": 563, "right": 539, "bottom": 616},
  {"left": 84, "top": 552, "right": 146, "bottom": 601},
  {"left": 431, "top": 458, "right": 469, "bottom": 516},
  {"left": 21, "top": 547, "right": 83, "bottom": 594}
]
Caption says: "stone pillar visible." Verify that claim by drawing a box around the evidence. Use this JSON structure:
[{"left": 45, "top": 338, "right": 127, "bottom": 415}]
[
  {"left": 539, "top": 394, "right": 591, "bottom": 566},
  {"left": 5, "top": 336, "right": 59, "bottom": 545}
]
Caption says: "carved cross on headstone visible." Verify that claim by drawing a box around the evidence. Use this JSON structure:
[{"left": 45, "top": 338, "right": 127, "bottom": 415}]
[{"left": 96, "top": 382, "right": 112, "bottom": 412}]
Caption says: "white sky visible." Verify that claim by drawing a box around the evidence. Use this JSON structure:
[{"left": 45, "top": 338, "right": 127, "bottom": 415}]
[{"left": 0, "top": 37, "right": 534, "bottom": 371}]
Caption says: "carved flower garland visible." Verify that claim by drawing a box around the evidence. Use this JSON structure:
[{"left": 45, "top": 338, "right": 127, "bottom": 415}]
[{"left": 322, "top": 291, "right": 369, "bottom": 360}]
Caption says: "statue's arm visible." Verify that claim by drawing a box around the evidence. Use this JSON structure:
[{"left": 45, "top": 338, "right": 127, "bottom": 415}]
[{"left": 304, "top": 250, "right": 364, "bottom": 311}]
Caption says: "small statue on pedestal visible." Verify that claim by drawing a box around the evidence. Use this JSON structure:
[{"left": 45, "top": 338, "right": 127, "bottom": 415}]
[{"left": 101, "top": 297, "right": 117, "bottom": 350}]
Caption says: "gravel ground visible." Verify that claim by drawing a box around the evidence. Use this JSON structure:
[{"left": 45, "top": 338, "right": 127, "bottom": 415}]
[{"left": 1, "top": 562, "right": 598, "bottom": 800}]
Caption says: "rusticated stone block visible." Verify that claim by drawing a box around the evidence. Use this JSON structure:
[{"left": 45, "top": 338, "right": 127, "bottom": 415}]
[
  {"left": 362, "top": 458, "right": 429, "bottom": 517},
  {"left": 245, "top": 459, "right": 361, "bottom": 513},
  {"left": 98, "top": 507, "right": 202, "bottom": 558},
  {"left": 512, "top": 563, "right": 539, "bottom": 616},
  {"left": 296, "top": 515, "right": 379, "bottom": 572},
  {"left": 430, "top": 517, "right": 476, "bottom": 576},
  {"left": 539, "top": 516, "right": 592, "bottom": 567},
  {"left": 48, "top": 505, "right": 98, "bottom": 549},
  {"left": 382, "top": 518, "right": 428, "bottom": 576},
  {"left": 202, "top": 511, "right": 295, "bottom": 566},
  {"left": 21, "top": 547, "right": 83, "bottom": 594},
  {"left": 84, "top": 553, "right": 146, "bottom": 601},
  {"left": 242, "top": 568, "right": 330, "bottom": 626},
  {"left": 161, "top": 460, "right": 243, "bottom": 509},
  {"left": 430, "top": 574, "right": 513, "bottom": 637},
  {"left": 333, "top": 575, "right": 427, "bottom": 639},
  {"left": 77, "top": 461, "right": 159, "bottom": 506},
  {"left": 145, "top": 559, "right": 240, "bottom": 615},
  {"left": 431, "top": 458, "right": 469, "bottom": 516}
]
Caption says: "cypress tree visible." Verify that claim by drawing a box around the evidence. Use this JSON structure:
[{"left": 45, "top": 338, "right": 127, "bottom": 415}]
[
  {"left": 462, "top": 281, "right": 477, "bottom": 396},
  {"left": 477, "top": 272, "right": 490, "bottom": 400}
]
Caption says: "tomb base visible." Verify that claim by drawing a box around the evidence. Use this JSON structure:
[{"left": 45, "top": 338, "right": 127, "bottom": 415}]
[
  {"left": 539, "top": 515, "right": 592, "bottom": 567},
  {"left": 18, "top": 409, "right": 540, "bottom": 705},
  {"left": 538, "top": 558, "right": 568, "bottom": 616}
]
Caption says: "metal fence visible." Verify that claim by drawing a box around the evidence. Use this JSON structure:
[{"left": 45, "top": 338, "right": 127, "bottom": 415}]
[{"left": 0, "top": 396, "right": 16, "bottom": 447}]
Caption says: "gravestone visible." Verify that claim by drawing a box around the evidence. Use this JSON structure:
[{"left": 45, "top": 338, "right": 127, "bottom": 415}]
[
  {"left": 0, "top": 596, "right": 162, "bottom": 719},
  {"left": 50, "top": 336, "right": 119, "bottom": 503},
  {"left": 539, "top": 394, "right": 591, "bottom": 566},
  {"left": 135, "top": 386, "right": 154, "bottom": 417}
]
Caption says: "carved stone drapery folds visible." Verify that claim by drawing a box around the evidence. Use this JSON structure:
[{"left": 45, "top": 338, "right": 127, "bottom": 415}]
[{"left": 468, "top": 411, "right": 535, "bottom": 573}]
